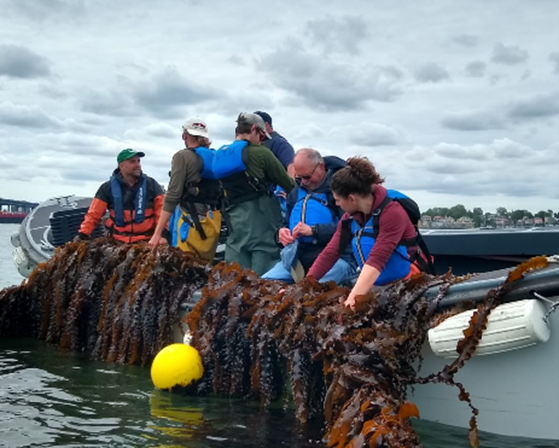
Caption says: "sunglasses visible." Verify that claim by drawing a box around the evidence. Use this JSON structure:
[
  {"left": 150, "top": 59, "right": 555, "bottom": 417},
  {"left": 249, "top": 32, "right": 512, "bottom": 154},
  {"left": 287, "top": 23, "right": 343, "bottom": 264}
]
[
  {"left": 251, "top": 126, "right": 267, "bottom": 142},
  {"left": 295, "top": 163, "right": 320, "bottom": 181}
]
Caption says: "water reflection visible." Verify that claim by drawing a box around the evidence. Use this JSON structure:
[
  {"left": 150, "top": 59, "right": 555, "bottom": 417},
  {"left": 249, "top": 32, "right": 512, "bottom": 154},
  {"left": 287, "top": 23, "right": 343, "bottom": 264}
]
[
  {"left": 0, "top": 339, "right": 557, "bottom": 448},
  {"left": 148, "top": 389, "right": 325, "bottom": 447},
  {"left": 0, "top": 339, "right": 325, "bottom": 448},
  {"left": 0, "top": 339, "right": 155, "bottom": 447}
]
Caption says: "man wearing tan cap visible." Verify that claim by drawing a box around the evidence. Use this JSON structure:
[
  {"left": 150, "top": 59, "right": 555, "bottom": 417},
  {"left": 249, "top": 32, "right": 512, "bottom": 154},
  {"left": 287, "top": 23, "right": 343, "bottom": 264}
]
[
  {"left": 220, "top": 112, "right": 297, "bottom": 275},
  {"left": 149, "top": 117, "right": 222, "bottom": 262}
]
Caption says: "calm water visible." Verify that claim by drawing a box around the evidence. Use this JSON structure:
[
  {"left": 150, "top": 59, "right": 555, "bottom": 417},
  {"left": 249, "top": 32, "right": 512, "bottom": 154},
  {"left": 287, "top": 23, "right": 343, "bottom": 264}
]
[{"left": 0, "top": 224, "right": 555, "bottom": 447}]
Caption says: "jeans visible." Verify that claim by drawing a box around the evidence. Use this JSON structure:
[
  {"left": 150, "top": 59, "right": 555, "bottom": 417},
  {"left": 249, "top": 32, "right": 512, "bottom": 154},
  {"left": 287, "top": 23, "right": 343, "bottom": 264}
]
[{"left": 262, "top": 258, "right": 356, "bottom": 285}]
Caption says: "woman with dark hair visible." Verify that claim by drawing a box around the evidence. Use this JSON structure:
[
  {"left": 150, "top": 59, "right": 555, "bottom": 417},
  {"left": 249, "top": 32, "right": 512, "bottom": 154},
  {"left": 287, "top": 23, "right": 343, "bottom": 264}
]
[{"left": 307, "top": 156, "right": 420, "bottom": 308}]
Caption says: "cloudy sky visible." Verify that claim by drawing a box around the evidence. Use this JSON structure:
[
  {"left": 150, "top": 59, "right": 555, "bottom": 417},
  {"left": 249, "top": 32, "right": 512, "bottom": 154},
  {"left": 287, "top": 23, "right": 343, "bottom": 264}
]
[{"left": 1, "top": 0, "right": 558, "bottom": 214}]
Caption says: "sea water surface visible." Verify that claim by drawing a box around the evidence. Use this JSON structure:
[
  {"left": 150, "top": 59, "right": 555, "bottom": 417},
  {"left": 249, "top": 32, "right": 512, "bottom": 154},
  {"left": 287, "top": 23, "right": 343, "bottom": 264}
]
[{"left": 0, "top": 224, "right": 556, "bottom": 448}]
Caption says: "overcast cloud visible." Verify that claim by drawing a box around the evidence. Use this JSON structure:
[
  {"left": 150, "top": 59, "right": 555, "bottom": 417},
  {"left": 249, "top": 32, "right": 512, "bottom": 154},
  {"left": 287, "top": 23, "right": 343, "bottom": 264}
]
[
  {"left": 414, "top": 62, "right": 450, "bottom": 83},
  {"left": 1, "top": 0, "right": 559, "bottom": 214},
  {"left": 491, "top": 43, "right": 530, "bottom": 65},
  {"left": 0, "top": 44, "right": 51, "bottom": 79},
  {"left": 550, "top": 52, "right": 559, "bottom": 75},
  {"left": 464, "top": 61, "right": 486, "bottom": 78}
]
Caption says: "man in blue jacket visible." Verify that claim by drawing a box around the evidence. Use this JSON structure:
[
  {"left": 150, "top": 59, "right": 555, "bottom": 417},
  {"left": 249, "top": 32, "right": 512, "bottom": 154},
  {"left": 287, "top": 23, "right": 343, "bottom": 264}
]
[
  {"left": 262, "top": 148, "right": 356, "bottom": 284},
  {"left": 254, "top": 111, "right": 295, "bottom": 178}
]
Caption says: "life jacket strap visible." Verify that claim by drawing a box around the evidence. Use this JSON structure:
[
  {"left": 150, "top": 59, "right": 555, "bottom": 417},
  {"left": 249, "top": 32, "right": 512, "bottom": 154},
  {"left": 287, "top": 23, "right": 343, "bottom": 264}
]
[{"left": 183, "top": 202, "right": 208, "bottom": 241}]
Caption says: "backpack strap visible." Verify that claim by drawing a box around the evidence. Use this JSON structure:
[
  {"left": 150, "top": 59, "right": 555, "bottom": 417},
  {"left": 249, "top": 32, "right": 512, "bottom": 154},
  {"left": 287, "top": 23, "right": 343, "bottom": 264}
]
[
  {"left": 338, "top": 198, "right": 387, "bottom": 255},
  {"left": 371, "top": 196, "right": 392, "bottom": 238},
  {"left": 326, "top": 191, "right": 339, "bottom": 222},
  {"left": 338, "top": 218, "right": 353, "bottom": 255},
  {"left": 380, "top": 197, "right": 436, "bottom": 274},
  {"left": 183, "top": 201, "right": 207, "bottom": 240}
]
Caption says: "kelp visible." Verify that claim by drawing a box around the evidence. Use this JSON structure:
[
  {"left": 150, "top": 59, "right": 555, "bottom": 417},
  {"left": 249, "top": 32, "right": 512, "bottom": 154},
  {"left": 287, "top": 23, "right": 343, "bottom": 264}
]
[
  {"left": 186, "top": 258, "right": 549, "bottom": 448},
  {"left": 186, "top": 265, "right": 446, "bottom": 447},
  {"left": 0, "top": 241, "right": 550, "bottom": 448},
  {"left": 0, "top": 238, "right": 209, "bottom": 364}
]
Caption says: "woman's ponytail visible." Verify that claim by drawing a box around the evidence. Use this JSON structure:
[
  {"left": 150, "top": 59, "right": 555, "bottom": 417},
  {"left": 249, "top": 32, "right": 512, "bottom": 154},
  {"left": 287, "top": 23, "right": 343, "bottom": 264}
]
[{"left": 331, "top": 157, "right": 384, "bottom": 197}]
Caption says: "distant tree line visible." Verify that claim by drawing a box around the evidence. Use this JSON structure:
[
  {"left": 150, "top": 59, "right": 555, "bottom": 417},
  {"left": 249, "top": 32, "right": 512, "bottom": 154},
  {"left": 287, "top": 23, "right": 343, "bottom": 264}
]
[{"left": 422, "top": 205, "right": 558, "bottom": 228}]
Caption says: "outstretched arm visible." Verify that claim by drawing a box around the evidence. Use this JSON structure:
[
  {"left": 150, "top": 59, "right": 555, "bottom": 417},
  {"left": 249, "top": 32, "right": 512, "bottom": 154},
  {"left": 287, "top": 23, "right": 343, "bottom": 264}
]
[
  {"left": 149, "top": 209, "right": 172, "bottom": 247},
  {"left": 344, "top": 265, "right": 380, "bottom": 308},
  {"left": 78, "top": 185, "right": 108, "bottom": 239},
  {"left": 150, "top": 152, "right": 191, "bottom": 247}
]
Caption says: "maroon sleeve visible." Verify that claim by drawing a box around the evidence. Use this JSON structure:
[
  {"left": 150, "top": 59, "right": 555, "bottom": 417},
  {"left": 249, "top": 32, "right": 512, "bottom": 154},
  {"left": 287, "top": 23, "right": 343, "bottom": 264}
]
[
  {"left": 307, "top": 216, "right": 345, "bottom": 280},
  {"left": 366, "top": 202, "right": 412, "bottom": 272}
]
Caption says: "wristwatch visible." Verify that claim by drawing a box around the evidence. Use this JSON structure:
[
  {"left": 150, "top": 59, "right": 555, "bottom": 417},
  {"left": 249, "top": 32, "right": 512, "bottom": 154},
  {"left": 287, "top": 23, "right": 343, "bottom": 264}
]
[{"left": 311, "top": 225, "right": 319, "bottom": 237}]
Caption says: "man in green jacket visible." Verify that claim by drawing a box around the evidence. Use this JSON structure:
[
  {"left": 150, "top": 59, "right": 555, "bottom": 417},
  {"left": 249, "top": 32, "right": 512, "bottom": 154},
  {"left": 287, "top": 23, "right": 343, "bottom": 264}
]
[{"left": 224, "top": 113, "right": 296, "bottom": 275}]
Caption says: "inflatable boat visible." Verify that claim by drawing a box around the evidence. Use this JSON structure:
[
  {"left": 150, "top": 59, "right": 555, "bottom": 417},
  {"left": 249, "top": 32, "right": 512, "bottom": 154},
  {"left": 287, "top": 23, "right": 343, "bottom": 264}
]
[{"left": 10, "top": 196, "right": 98, "bottom": 277}]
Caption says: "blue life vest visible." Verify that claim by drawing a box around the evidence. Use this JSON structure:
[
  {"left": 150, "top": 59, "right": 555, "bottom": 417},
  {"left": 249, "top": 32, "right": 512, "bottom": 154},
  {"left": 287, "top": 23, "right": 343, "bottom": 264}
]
[
  {"left": 169, "top": 206, "right": 182, "bottom": 247},
  {"left": 213, "top": 139, "right": 268, "bottom": 206},
  {"left": 212, "top": 140, "right": 249, "bottom": 178},
  {"left": 289, "top": 190, "right": 337, "bottom": 243},
  {"left": 110, "top": 174, "right": 147, "bottom": 227},
  {"left": 274, "top": 186, "right": 287, "bottom": 218},
  {"left": 194, "top": 146, "right": 218, "bottom": 180},
  {"left": 350, "top": 189, "right": 412, "bottom": 285}
]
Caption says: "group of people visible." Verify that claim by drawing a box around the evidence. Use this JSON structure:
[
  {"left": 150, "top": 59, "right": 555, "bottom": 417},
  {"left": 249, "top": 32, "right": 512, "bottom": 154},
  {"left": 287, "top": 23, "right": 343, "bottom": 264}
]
[{"left": 77, "top": 111, "right": 431, "bottom": 308}]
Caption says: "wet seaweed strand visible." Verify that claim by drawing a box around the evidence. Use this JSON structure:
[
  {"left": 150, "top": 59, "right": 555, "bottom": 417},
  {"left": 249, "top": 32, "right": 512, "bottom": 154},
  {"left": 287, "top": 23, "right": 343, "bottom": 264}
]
[
  {"left": 0, "top": 242, "right": 549, "bottom": 448},
  {"left": 185, "top": 265, "right": 444, "bottom": 447},
  {"left": 186, "top": 258, "right": 549, "bottom": 448},
  {"left": 0, "top": 239, "right": 210, "bottom": 365}
]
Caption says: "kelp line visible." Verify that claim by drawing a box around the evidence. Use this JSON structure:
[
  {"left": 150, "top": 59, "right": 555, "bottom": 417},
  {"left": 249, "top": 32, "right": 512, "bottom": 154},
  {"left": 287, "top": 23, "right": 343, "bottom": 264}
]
[
  {"left": 0, "top": 241, "right": 549, "bottom": 447},
  {"left": 0, "top": 239, "right": 209, "bottom": 364},
  {"left": 186, "top": 257, "right": 548, "bottom": 448}
]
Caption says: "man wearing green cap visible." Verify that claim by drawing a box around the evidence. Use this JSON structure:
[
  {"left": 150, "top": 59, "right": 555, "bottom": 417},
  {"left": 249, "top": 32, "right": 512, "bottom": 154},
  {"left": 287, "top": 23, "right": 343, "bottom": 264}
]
[{"left": 76, "top": 149, "right": 165, "bottom": 243}]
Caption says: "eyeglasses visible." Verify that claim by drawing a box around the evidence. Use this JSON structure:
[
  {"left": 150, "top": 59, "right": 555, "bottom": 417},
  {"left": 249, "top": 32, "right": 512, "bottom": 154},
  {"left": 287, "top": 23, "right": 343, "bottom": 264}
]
[{"left": 295, "top": 163, "right": 320, "bottom": 181}]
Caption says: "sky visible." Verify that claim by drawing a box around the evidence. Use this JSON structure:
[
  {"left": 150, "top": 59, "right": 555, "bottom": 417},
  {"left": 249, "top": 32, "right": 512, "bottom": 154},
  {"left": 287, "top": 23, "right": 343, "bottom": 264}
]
[{"left": 1, "top": 0, "right": 558, "bottom": 214}]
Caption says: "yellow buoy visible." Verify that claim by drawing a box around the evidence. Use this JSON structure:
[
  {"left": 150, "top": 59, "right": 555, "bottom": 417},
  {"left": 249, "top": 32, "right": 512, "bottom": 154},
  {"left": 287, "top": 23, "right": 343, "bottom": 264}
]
[{"left": 150, "top": 343, "right": 204, "bottom": 390}]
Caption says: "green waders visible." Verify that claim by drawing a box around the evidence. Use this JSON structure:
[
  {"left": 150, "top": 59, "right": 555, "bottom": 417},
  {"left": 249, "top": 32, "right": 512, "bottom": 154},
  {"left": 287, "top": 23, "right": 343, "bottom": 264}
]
[{"left": 225, "top": 195, "right": 283, "bottom": 276}]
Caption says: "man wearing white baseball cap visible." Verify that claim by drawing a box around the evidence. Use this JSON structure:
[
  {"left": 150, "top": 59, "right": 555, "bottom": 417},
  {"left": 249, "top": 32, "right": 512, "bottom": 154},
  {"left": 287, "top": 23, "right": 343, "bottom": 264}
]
[
  {"left": 149, "top": 117, "right": 222, "bottom": 262},
  {"left": 182, "top": 117, "right": 211, "bottom": 138}
]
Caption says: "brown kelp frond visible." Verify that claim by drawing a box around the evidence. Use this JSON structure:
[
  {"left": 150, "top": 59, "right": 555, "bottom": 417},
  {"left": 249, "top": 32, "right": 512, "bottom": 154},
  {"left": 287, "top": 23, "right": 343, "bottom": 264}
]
[
  {"left": 187, "top": 258, "right": 550, "bottom": 448},
  {"left": 0, "top": 239, "right": 209, "bottom": 365},
  {"left": 506, "top": 255, "right": 548, "bottom": 282},
  {"left": 185, "top": 262, "right": 444, "bottom": 447},
  {"left": 1, "top": 245, "right": 551, "bottom": 448}
]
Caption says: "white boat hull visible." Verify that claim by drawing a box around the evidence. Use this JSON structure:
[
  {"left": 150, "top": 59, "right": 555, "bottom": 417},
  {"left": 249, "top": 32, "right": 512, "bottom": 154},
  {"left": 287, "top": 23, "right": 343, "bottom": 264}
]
[{"left": 411, "top": 297, "right": 559, "bottom": 440}]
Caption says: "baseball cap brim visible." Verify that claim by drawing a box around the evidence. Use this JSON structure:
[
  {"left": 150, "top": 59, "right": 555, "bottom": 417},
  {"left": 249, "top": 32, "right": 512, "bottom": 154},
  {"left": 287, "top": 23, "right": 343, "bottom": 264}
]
[
  {"left": 182, "top": 118, "right": 210, "bottom": 139},
  {"left": 184, "top": 128, "right": 210, "bottom": 138},
  {"left": 118, "top": 150, "right": 145, "bottom": 163}
]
